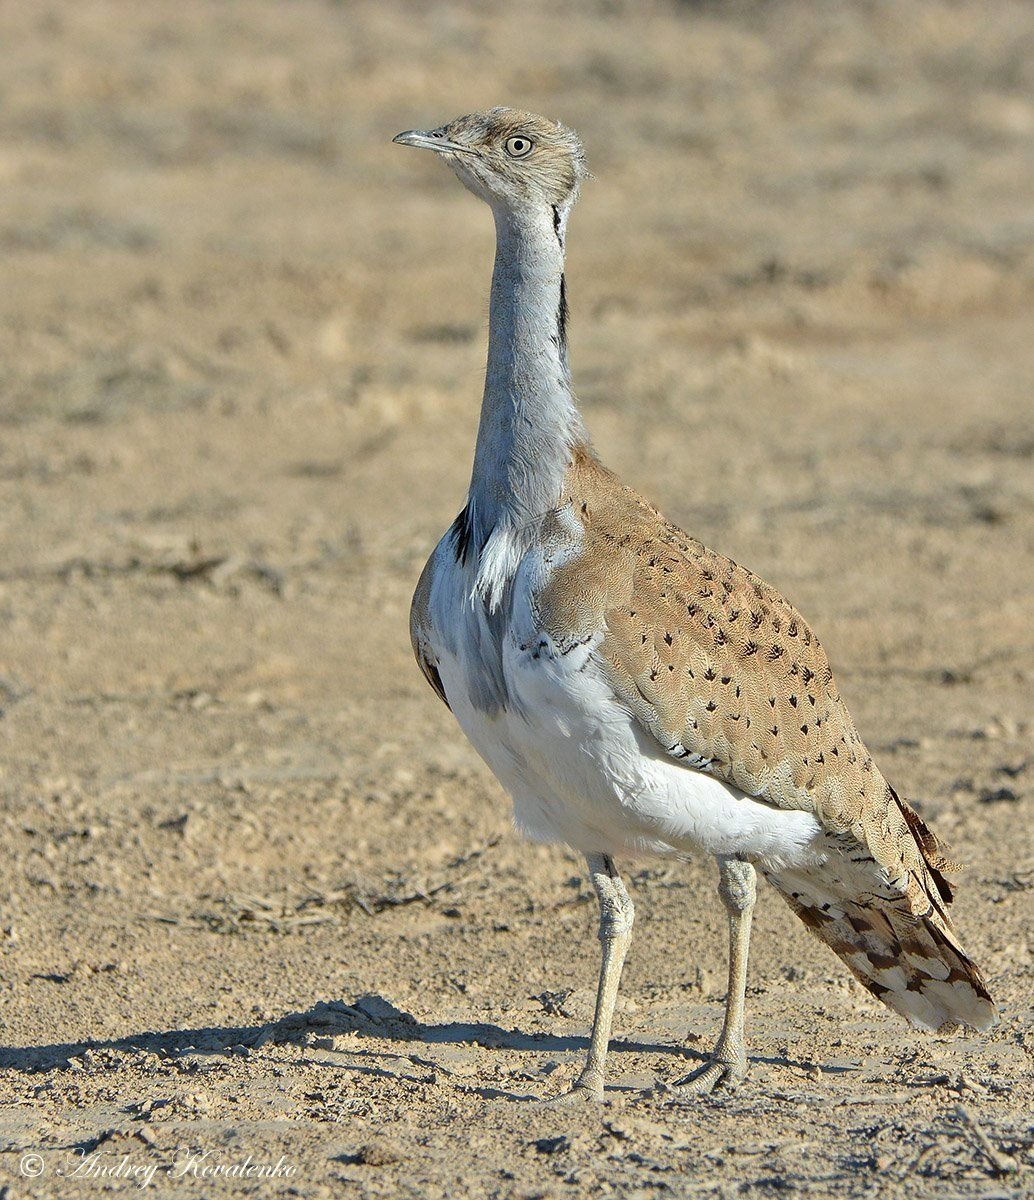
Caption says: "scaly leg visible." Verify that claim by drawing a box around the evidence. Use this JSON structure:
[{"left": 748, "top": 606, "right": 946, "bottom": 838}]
[
  {"left": 556, "top": 852, "right": 635, "bottom": 1102},
  {"left": 676, "top": 855, "right": 756, "bottom": 1093}
]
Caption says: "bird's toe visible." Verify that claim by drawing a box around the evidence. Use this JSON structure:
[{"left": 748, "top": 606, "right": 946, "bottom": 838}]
[
  {"left": 545, "top": 1077, "right": 606, "bottom": 1105},
  {"left": 670, "top": 1056, "right": 747, "bottom": 1095}
]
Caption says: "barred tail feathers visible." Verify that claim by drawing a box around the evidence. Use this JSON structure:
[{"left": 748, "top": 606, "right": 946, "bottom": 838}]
[{"left": 765, "top": 859, "right": 996, "bottom": 1033}]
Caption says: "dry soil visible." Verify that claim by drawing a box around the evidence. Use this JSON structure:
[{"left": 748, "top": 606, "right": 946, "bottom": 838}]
[{"left": 0, "top": 2, "right": 1031, "bottom": 1198}]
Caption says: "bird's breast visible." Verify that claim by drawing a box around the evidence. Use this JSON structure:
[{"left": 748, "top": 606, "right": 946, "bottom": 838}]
[{"left": 415, "top": 529, "right": 823, "bottom": 865}]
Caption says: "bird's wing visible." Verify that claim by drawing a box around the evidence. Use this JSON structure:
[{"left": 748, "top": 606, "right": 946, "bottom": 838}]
[
  {"left": 538, "top": 448, "right": 954, "bottom": 907},
  {"left": 537, "top": 447, "right": 995, "bottom": 1031},
  {"left": 542, "top": 450, "right": 882, "bottom": 827}
]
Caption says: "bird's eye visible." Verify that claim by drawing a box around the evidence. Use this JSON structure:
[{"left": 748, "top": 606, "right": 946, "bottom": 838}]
[{"left": 505, "top": 136, "right": 533, "bottom": 158}]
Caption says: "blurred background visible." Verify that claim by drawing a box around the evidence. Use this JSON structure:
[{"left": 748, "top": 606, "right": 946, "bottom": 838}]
[{"left": 0, "top": 1, "right": 1031, "bottom": 1192}]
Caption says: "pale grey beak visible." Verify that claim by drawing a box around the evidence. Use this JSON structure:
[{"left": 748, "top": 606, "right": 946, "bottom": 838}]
[{"left": 393, "top": 128, "right": 472, "bottom": 154}]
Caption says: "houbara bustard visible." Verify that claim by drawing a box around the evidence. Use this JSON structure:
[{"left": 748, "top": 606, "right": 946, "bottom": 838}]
[{"left": 394, "top": 108, "right": 996, "bottom": 1100}]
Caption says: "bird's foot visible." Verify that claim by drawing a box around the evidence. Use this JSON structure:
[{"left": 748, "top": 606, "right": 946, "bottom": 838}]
[
  {"left": 671, "top": 1053, "right": 747, "bottom": 1095},
  {"left": 546, "top": 1072, "right": 605, "bottom": 1105}
]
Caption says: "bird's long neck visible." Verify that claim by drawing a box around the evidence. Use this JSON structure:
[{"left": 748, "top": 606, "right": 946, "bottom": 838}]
[{"left": 465, "top": 201, "right": 586, "bottom": 556}]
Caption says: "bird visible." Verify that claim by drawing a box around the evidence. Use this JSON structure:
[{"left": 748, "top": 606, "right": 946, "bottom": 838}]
[{"left": 393, "top": 108, "right": 997, "bottom": 1101}]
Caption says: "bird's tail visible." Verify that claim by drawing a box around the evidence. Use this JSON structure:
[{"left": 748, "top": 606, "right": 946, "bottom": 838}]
[{"left": 764, "top": 810, "right": 997, "bottom": 1033}]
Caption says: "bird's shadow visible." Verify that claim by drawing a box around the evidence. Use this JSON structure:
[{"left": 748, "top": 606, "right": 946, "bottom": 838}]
[
  {"left": 1, "top": 993, "right": 693, "bottom": 1075},
  {"left": 1, "top": 993, "right": 818, "bottom": 1089}
]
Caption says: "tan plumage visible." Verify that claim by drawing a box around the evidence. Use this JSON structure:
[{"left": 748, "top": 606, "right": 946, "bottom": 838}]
[{"left": 414, "top": 441, "right": 996, "bottom": 1033}]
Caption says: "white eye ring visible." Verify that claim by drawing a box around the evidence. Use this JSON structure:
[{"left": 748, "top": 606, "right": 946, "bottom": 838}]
[{"left": 505, "top": 135, "right": 533, "bottom": 158}]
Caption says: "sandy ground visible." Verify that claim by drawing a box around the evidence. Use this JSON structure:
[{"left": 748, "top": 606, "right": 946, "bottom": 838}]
[{"left": 0, "top": 1, "right": 1032, "bottom": 1196}]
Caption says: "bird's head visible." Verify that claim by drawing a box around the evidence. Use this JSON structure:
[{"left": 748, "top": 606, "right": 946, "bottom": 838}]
[{"left": 393, "top": 107, "right": 587, "bottom": 217}]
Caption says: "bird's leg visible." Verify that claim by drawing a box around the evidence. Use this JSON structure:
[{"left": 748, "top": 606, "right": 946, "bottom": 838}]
[
  {"left": 556, "top": 852, "right": 634, "bottom": 1103},
  {"left": 676, "top": 855, "right": 756, "bottom": 1094}
]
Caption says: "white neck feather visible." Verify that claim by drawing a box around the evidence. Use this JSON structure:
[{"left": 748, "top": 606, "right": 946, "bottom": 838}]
[{"left": 465, "top": 199, "right": 585, "bottom": 569}]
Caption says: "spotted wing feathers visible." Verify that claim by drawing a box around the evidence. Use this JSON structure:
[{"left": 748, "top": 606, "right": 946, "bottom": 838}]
[
  {"left": 543, "top": 448, "right": 884, "bottom": 825},
  {"left": 540, "top": 447, "right": 996, "bottom": 1031}
]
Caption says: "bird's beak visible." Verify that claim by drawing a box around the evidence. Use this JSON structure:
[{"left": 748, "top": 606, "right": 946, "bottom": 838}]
[{"left": 393, "top": 128, "right": 471, "bottom": 154}]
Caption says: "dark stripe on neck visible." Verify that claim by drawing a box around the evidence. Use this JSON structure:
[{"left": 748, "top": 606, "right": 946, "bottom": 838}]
[
  {"left": 556, "top": 274, "right": 568, "bottom": 349},
  {"left": 551, "top": 204, "right": 563, "bottom": 244},
  {"left": 451, "top": 504, "right": 474, "bottom": 565}
]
